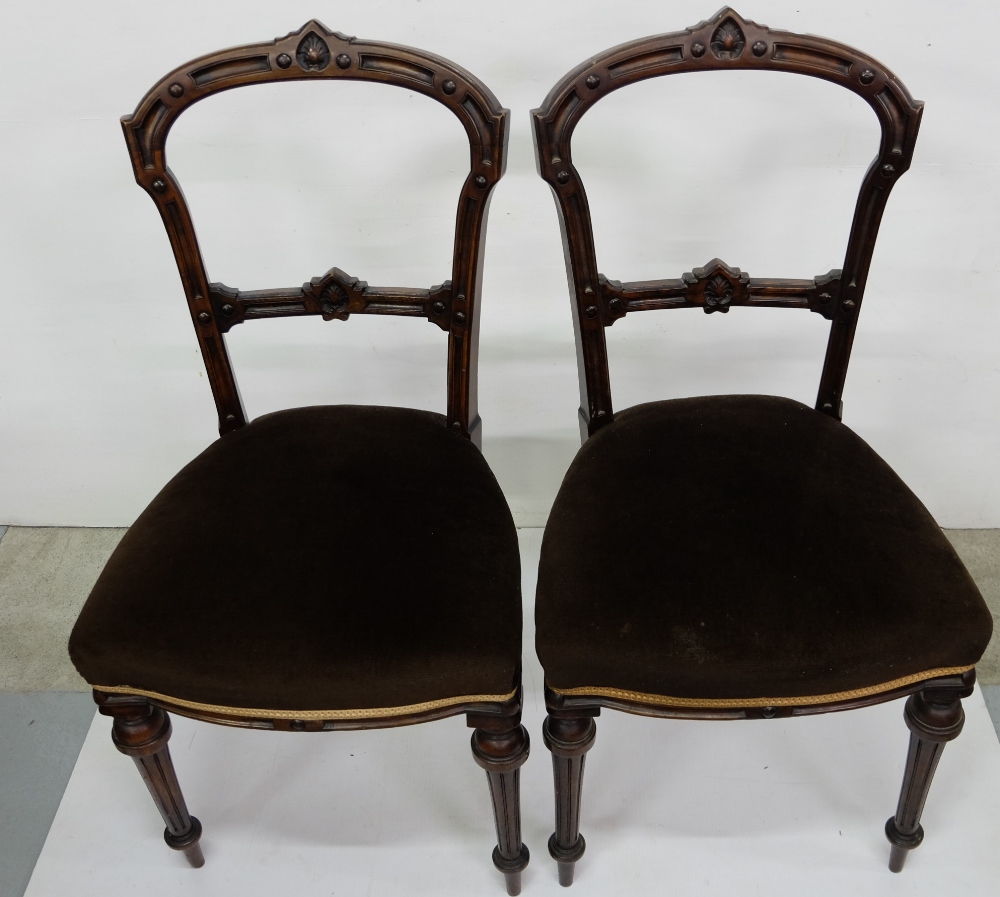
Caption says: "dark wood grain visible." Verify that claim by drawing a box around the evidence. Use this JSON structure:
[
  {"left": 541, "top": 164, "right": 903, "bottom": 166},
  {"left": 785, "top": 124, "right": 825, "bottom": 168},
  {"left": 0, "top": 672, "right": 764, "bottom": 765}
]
[
  {"left": 123, "top": 20, "right": 509, "bottom": 443},
  {"left": 98, "top": 694, "right": 204, "bottom": 868},
  {"left": 542, "top": 713, "right": 596, "bottom": 887},
  {"left": 885, "top": 685, "right": 970, "bottom": 871},
  {"left": 471, "top": 713, "right": 531, "bottom": 896},
  {"left": 531, "top": 6, "right": 922, "bottom": 434},
  {"left": 531, "top": 10, "right": 977, "bottom": 885},
  {"left": 101, "top": 23, "right": 519, "bottom": 889}
]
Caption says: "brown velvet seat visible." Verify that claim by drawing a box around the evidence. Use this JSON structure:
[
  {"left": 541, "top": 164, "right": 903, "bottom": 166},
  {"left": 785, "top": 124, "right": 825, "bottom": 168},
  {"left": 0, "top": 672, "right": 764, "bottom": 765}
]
[
  {"left": 536, "top": 395, "right": 991, "bottom": 705},
  {"left": 531, "top": 8, "right": 992, "bottom": 886},
  {"left": 71, "top": 405, "right": 521, "bottom": 714},
  {"left": 68, "top": 22, "right": 530, "bottom": 894}
]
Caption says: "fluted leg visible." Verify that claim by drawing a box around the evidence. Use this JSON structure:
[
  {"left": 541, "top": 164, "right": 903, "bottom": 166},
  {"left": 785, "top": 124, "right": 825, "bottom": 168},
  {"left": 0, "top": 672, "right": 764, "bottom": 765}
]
[
  {"left": 885, "top": 690, "right": 965, "bottom": 872},
  {"left": 97, "top": 693, "right": 204, "bottom": 867},
  {"left": 543, "top": 715, "right": 596, "bottom": 887},
  {"left": 471, "top": 721, "right": 530, "bottom": 895}
]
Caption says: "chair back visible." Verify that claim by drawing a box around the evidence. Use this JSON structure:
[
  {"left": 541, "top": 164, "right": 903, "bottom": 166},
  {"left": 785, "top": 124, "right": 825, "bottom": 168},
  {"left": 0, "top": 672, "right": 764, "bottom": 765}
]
[
  {"left": 123, "top": 21, "right": 509, "bottom": 443},
  {"left": 531, "top": 8, "right": 921, "bottom": 437}
]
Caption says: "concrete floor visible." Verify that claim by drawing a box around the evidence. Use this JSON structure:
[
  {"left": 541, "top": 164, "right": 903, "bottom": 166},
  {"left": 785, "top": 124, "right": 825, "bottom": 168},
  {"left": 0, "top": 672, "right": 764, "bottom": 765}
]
[{"left": 1, "top": 525, "right": 999, "bottom": 896}]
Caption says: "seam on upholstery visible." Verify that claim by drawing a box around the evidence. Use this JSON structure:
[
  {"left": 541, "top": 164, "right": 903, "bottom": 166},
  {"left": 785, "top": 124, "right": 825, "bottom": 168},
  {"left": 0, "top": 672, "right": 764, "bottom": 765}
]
[
  {"left": 92, "top": 684, "right": 518, "bottom": 720},
  {"left": 549, "top": 666, "right": 975, "bottom": 708}
]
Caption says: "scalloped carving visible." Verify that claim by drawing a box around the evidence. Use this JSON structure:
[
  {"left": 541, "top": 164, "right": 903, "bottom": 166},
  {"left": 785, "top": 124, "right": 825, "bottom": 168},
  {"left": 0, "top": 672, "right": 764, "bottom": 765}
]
[
  {"left": 302, "top": 268, "right": 367, "bottom": 321},
  {"left": 711, "top": 18, "right": 745, "bottom": 60},
  {"left": 682, "top": 259, "right": 749, "bottom": 314},
  {"left": 320, "top": 282, "right": 349, "bottom": 317},
  {"left": 297, "top": 33, "right": 330, "bottom": 71},
  {"left": 703, "top": 275, "right": 734, "bottom": 313}
]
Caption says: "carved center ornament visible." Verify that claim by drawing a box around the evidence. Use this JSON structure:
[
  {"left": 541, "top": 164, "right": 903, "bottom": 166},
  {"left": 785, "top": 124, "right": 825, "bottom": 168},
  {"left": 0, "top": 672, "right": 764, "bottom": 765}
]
[
  {"left": 320, "top": 282, "right": 349, "bottom": 317},
  {"left": 711, "top": 19, "right": 745, "bottom": 60},
  {"left": 297, "top": 33, "right": 330, "bottom": 71},
  {"left": 703, "top": 274, "right": 734, "bottom": 313}
]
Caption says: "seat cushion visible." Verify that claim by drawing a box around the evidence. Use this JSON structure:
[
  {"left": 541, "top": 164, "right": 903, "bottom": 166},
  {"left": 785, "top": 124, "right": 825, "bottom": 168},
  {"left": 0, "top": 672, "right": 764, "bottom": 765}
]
[
  {"left": 536, "top": 395, "right": 992, "bottom": 705},
  {"left": 70, "top": 406, "right": 521, "bottom": 714}
]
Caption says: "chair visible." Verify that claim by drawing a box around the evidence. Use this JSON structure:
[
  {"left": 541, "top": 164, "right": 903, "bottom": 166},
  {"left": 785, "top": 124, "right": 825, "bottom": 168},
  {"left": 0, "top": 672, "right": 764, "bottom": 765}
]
[
  {"left": 68, "top": 21, "right": 530, "bottom": 894},
  {"left": 531, "top": 8, "right": 992, "bottom": 884}
]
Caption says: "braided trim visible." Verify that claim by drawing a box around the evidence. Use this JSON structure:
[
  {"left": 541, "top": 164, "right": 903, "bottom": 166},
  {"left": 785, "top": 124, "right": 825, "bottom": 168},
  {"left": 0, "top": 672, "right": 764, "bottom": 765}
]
[
  {"left": 93, "top": 683, "right": 518, "bottom": 720},
  {"left": 549, "top": 665, "right": 975, "bottom": 709}
]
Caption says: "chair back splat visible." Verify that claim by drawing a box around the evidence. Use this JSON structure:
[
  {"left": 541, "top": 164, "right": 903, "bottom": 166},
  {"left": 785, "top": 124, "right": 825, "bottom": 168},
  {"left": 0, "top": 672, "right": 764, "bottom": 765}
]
[
  {"left": 123, "top": 19, "right": 509, "bottom": 445},
  {"left": 531, "top": 6, "right": 921, "bottom": 438}
]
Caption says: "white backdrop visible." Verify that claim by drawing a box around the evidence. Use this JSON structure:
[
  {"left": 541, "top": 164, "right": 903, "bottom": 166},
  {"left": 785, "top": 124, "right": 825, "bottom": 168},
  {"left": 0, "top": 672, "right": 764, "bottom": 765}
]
[{"left": 1, "top": 1, "right": 998, "bottom": 527}]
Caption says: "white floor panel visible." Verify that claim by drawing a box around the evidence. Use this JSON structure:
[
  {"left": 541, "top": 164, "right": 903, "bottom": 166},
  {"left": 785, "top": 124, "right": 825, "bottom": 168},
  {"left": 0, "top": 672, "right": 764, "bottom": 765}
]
[{"left": 26, "top": 530, "right": 1000, "bottom": 895}]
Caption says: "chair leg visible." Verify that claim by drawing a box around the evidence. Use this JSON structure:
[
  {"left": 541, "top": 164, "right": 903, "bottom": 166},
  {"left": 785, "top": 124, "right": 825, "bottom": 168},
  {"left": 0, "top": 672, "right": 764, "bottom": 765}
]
[
  {"left": 471, "top": 720, "right": 530, "bottom": 896},
  {"left": 543, "top": 715, "right": 597, "bottom": 887},
  {"left": 885, "top": 689, "right": 965, "bottom": 872},
  {"left": 97, "top": 694, "right": 204, "bottom": 868}
]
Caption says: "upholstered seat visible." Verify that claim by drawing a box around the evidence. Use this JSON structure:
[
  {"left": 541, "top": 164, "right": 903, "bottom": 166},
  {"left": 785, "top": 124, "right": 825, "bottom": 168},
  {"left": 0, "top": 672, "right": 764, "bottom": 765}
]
[
  {"left": 70, "top": 405, "right": 522, "bottom": 714},
  {"left": 536, "top": 395, "right": 991, "bottom": 706}
]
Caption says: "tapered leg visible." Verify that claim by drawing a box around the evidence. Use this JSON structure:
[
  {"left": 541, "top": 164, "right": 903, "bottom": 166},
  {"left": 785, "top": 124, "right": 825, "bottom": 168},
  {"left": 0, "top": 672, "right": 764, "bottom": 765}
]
[
  {"left": 471, "top": 721, "right": 530, "bottom": 895},
  {"left": 543, "top": 715, "right": 596, "bottom": 887},
  {"left": 885, "top": 689, "right": 965, "bottom": 872},
  {"left": 96, "top": 693, "right": 204, "bottom": 867}
]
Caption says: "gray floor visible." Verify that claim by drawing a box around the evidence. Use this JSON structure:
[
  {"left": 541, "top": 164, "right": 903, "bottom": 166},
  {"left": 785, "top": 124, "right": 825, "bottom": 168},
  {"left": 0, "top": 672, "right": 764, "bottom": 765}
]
[
  {"left": 1, "top": 526, "right": 999, "bottom": 897},
  {"left": 0, "top": 692, "right": 97, "bottom": 897}
]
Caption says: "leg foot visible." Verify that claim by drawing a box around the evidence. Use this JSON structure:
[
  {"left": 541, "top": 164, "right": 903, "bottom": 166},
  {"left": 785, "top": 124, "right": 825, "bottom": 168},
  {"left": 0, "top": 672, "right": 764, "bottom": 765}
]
[
  {"left": 96, "top": 692, "right": 204, "bottom": 867},
  {"left": 471, "top": 720, "right": 530, "bottom": 893},
  {"left": 885, "top": 689, "right": 964, "bottom": 872},
  {"left": 543, "top": 714, "right": 596, "bottom": 886}
]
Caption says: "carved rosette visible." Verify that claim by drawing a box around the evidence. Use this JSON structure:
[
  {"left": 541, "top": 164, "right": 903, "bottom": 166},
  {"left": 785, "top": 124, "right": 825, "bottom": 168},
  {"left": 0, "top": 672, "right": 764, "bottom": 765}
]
[
  {"left": 703, "top": 274, "right": 734, "bottom": 313},
  {"left": 711, "top": 19, "right": 745, "bottom": 60},
  {"left": 320, "top": 283, "right": 349, "bottom": 318},
  {"left": 683, "top": 259, "right": 749, "bottom": 314},
  {"left": 303, "top": 268, "right": 367, "bottom": 320},
  {"left": 297, "top": 33, "right": 330, "bottom": 71}
]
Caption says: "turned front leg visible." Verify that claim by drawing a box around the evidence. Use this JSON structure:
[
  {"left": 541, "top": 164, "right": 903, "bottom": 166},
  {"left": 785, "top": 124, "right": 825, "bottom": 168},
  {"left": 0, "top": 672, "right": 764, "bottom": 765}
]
[
  {"left": 471, "top": 722, "right": 530, "bottom": 896},
  {"left": 543, "top": 715, "right": 596, "bottom": 887},
  {"left": 97, "top": 693, "right": 204, "bottom": 867},
  {"left": 885, "top": 690, "right": 965, "bottom": 872}
]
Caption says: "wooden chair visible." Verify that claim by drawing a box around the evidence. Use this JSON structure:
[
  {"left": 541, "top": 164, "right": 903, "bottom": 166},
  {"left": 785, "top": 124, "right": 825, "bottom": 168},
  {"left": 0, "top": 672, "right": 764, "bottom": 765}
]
[
  {"left": 531, "top": 8, "right": 992, "bottom": 884},
  {"left": 68, "top": 22, "right": 530, "bottom": 894}
]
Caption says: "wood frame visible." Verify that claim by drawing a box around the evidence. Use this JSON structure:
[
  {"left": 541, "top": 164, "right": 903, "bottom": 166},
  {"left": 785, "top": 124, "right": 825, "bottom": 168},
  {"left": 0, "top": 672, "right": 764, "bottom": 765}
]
[
  {"left": 122, "top": 19, "right": 510, "bottom": 446},
  {"left": 542, "top": 671, "right": 974, "bottom": 884},
  {"left": 95, "top": 686, "right": 531, "bottom": 893},
  {"left": 109, "top": 23, "right": 527, "bottom": 893},
  {"left": 531, "top": 6, "right": 922, "bottom": 438},
  {"left": 531, "top": 8, "right": 970, "bottom": 882}
]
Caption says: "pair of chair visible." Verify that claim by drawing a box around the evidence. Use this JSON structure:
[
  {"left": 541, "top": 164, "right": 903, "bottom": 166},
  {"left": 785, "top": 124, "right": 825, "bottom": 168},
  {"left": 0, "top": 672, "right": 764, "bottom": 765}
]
[{"left": 67, "top": 10, "right": 993, "bottom": 894}]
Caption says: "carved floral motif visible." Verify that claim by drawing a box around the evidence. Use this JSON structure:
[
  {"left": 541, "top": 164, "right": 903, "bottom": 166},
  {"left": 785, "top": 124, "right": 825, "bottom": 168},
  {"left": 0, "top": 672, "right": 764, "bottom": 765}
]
[
  {"left": 297, "top": 33, "right": 330, "bottom": 71},
  {"left": 711, "top": 19, "right": 745, "bottom": 60},
  {"left": 320, "top": 283, "right": 349, "bottom": 318},
  {"left": 703, "top": 274, "right": 734, "bottom": 313}
]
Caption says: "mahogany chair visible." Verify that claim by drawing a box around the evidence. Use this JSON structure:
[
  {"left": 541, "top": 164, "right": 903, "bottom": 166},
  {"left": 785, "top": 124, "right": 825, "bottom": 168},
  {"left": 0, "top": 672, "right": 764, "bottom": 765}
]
[
  {"left": 68, "top": 22, "right": 530, "bottom": 894},
  {"left": 531, "top": 8, "right": 992, "bottom": 885}
]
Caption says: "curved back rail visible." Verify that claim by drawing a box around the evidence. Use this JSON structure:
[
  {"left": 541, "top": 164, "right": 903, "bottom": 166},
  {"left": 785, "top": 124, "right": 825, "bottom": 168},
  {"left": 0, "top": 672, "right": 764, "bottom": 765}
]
[
  {"left": 123, "top": 21, "right": 509, "bottom": 442},
  {"left": 531, "top": 8, "right": 922, "bottom": 437}
]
